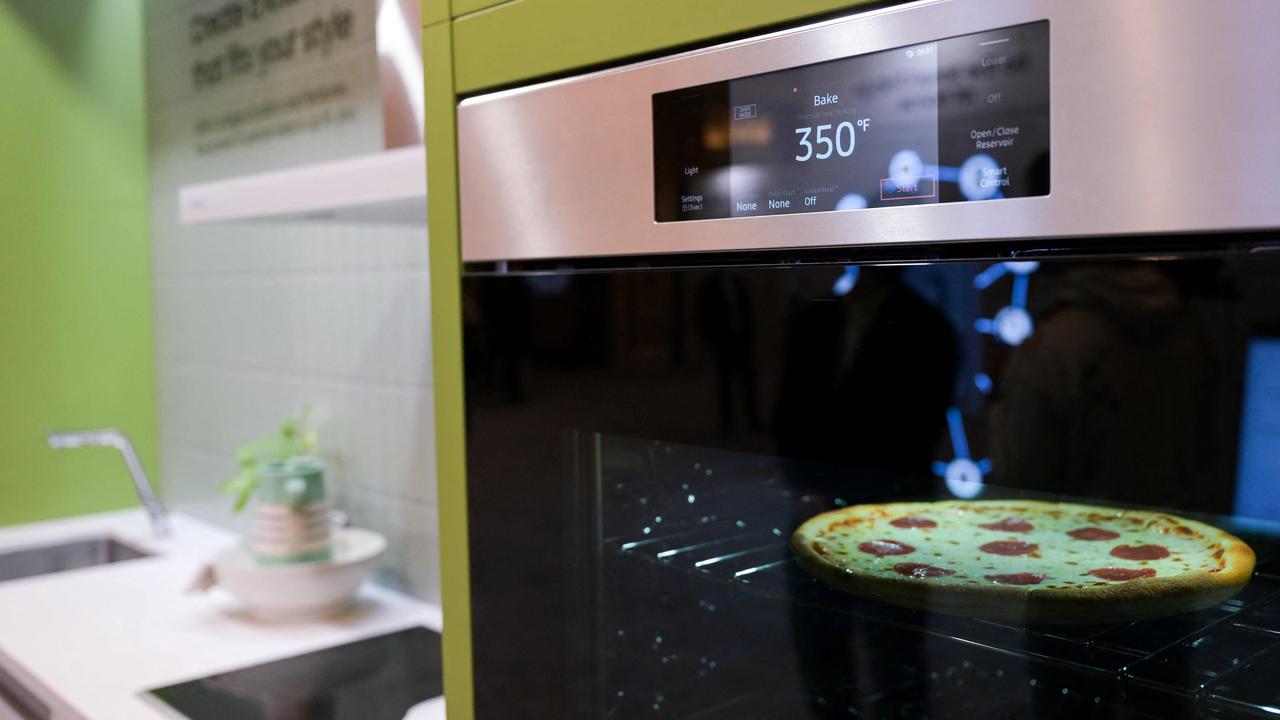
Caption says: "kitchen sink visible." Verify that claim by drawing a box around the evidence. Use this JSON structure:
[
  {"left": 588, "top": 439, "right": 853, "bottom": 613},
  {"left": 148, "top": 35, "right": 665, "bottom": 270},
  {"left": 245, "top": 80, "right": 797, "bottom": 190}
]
[{"left": 0, "top": 536, "right": 151, "bottom": 583}]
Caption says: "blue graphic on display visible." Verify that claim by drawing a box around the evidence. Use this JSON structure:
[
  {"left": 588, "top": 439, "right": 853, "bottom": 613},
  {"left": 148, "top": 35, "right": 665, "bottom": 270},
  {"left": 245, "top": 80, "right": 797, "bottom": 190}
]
[
  {"left": 882, "top": 151, "right": 956, "bottom": 193},
  {"left": 881, "top": 151, "right": 1006, "bottom": 199},
  {"left": 974, "top": 261, "right": 1038, "bottom": 346},
  {"left": 933, "top": 407, "right": 990, "bottom": 499},
  {"left": 931, "top": 164, "right": 961, "bottom": 184},
  {"left": 1233, "top": 338, "right": 1280, "bottom": 523},
  {"left": 958, "top": 153, "right": 1002, "bottom": 201},
  {"left": 832, "top": 266, "right": 861, "bottom": 297},
  {"left": 938, "top": 262, "right": 1041, "bottom": 497},
  {"left": 834, "top": 193, "right": 869, "bottom": 211},
  {"left": 973, "top": 261, "right": 1039, "bottom": 290},
  {"left": 973, "top": 372, "right": 994, "bottom": 395},
  {"left": 888, "top": 149, "right": 925, "bottom": 189}
]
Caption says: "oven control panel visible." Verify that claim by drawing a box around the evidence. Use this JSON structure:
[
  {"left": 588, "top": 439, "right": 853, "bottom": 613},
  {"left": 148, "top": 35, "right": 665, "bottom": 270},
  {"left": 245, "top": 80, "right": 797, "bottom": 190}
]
[{"left": 653, "top": 21, "right": 1049, "bottom": 222}]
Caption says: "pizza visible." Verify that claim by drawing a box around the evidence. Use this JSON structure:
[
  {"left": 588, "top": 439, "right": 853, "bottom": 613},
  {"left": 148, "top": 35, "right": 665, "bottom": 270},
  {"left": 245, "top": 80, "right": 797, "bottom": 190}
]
[{"left": 791, "top": 499, "right": 1255, "bottom": 623}]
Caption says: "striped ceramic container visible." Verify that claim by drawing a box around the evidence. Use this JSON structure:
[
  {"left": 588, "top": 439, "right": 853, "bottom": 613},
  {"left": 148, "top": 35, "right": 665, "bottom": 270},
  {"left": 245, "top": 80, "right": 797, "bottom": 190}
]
[{"left": 250, "top": 457, "right": 332, "bottom": 564}]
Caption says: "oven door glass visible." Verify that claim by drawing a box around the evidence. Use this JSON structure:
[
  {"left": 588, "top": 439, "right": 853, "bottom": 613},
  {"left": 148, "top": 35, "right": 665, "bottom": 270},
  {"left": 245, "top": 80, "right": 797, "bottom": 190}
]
[{"left": 462, "top": 247, "right": 1280, "bottom": 719}]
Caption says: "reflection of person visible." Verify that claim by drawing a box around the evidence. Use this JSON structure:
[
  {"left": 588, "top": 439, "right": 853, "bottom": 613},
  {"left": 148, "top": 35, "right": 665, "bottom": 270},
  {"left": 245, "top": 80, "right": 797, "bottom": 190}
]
[
  {"left": 993, "top": 262, "right": 1228, "bottom": 512},
  {"left": 774, "top": 267, "right": 959, "bottom": 477},
  {"left": 775, "top": 266, "right": 959, "bottom": 719},
  {"left": 695, "top": 272, "right": 760, "bottom": 435}
]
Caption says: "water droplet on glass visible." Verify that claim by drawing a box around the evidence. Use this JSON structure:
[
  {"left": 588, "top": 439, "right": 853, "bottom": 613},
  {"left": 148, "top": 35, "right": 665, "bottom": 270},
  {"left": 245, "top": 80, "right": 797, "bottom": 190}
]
[
  {"left": 642, "top": 526, "right": 651, "bottom": 535},
  {"left": 735, "top": 520, "right": 746, "bottom": 528},
  {"left": 688, "top": 494, "right": 696, "bottom": 503}
]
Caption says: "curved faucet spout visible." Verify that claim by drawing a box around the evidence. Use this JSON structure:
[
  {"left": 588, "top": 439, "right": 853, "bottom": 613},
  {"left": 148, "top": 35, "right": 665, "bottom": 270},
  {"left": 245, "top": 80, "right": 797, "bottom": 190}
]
[{"left": 47, "top": 429, "right": 171, "bottom": 539}]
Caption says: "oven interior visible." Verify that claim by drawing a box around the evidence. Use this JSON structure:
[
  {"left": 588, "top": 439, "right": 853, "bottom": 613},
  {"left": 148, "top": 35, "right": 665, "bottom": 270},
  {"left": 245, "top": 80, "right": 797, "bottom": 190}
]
[
  {"left": 589, "top": 437, "right": 1280, "bottom": 719},
  {"left": 463, "top": 240, "right": 1280, "bottom": 719}
]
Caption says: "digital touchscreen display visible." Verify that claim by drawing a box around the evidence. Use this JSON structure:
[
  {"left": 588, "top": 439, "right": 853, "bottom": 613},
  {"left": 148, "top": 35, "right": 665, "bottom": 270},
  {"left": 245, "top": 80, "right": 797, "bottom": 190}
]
[{"left": 653, "top": 21, "right": 1049, "bottom": 222}]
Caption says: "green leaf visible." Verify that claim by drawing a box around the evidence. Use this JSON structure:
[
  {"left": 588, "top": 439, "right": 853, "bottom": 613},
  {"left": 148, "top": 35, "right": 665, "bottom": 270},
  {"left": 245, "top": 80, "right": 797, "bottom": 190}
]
[
  {"left": 219, "top": 468, "right": 260, "bottom": 515},
  {"left": 224, "top": 406, "right": 318, "bottom": 514}
]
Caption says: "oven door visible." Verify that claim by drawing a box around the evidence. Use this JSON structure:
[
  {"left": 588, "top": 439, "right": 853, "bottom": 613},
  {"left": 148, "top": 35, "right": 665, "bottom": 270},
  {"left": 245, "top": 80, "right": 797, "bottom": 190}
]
[{"left": 461, "top": 245, "right": 1280, "bottom": 719}]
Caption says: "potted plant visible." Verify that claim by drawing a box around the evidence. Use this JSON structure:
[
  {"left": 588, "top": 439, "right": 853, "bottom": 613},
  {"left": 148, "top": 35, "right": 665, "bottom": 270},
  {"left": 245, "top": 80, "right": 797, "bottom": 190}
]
[{"left": 221, "top": 408, "right": 332, "bottom": 564}]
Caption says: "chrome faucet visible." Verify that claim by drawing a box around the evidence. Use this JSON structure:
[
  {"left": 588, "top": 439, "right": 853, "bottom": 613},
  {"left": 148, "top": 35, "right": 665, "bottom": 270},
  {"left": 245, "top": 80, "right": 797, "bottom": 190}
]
[{"left": 47, "top": 429, "right": 171, "bottom": 539}]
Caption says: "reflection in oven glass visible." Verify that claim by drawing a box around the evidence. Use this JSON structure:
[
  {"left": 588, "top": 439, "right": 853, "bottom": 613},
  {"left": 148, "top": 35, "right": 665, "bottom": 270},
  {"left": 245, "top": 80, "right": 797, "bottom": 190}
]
[{"left": 463, "top": 250, "right": 1280, "bottom": 718}]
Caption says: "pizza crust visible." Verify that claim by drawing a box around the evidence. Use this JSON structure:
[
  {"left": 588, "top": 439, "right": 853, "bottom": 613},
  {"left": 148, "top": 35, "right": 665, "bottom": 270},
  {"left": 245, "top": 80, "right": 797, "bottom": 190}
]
[{"left": 791, "top": 500, "right": 1255, "bottom": 624}]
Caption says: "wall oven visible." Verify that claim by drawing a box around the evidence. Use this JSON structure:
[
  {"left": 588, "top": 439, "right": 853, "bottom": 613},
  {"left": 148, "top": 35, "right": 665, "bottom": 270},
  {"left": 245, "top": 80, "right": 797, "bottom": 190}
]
[{"left": 456, "top": 1, "right": 1280, "bottom": 717}]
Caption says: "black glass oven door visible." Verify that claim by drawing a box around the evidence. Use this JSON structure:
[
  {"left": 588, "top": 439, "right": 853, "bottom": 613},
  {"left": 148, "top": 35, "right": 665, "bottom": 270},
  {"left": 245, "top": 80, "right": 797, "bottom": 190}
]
[{"left": 463, "top": 244, "right": 1280, "bottom": 719}]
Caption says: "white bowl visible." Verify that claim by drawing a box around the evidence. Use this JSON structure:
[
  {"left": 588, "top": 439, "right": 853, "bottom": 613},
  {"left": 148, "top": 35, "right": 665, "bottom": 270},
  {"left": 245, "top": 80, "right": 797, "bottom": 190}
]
[{"left": 212, "top": 527, "right": 385, "bottom": 621}]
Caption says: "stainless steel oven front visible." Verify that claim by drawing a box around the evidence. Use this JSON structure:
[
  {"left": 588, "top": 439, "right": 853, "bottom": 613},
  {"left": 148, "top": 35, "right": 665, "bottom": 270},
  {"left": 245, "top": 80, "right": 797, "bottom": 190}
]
[{"left": 457, "top": 1, "right": 1280, "bottom": 718}]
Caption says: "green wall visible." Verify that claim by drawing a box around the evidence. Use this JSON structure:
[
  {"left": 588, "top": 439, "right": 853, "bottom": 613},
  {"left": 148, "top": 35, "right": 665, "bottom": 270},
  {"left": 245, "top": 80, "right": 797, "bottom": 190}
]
[
  {"left": 452, "top": 0, "right": 875, "bottom": 93},
  {"left": 0, "top": 0, "right": 157, "bottom": 526}
]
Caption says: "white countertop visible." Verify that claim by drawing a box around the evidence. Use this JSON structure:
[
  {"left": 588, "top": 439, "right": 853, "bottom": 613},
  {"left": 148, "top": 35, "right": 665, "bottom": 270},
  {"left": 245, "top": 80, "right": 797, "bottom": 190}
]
[{"left": 0, "top": 509, "right": 444, "bottom": 720}]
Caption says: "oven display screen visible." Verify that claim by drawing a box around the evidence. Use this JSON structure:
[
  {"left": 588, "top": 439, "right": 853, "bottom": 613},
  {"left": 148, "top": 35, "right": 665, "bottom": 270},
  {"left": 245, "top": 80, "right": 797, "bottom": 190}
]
[{"left": 653, "top": 21, "right": 1049, "bottom": 222}]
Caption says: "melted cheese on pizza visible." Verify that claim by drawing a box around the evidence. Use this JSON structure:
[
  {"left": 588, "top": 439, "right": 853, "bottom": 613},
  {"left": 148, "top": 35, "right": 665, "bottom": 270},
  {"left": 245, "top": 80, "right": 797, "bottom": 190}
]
[{"left": 805, "top": 501, "right": 1230, "bottom": 590}]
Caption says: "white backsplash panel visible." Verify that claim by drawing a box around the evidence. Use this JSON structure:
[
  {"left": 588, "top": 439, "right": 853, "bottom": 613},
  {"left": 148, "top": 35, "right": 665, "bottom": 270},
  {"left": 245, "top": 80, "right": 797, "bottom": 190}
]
[{"left": 144, "top": 0, "right": 437, "bottom": 603}]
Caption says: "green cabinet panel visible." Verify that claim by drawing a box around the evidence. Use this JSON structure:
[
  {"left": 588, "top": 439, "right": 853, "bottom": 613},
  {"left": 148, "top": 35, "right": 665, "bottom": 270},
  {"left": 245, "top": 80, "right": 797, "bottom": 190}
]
[
  {"left": 453, "top": 0, "right": 877, "bottom": 93},
  {"left": 451, "top": 0, "right": 509, "bottom": 19},
  {"left": 0, "top": 0, "right": 157, "bottom": 526},
  {"left": 423, "top": 18, "right": 476, "bottom": 720},
  {"left": 423, "top": 0, "right": 451, "bottom": 27}
]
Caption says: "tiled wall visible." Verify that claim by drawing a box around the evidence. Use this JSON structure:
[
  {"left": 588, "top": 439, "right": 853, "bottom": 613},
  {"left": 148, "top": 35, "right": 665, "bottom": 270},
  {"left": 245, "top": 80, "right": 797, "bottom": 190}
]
[
  {"left": 144, "top": 3, "right": 439, "bottom": 603},
  {"left": 153, "top": 230, "right": 439, "bottom": 602}
]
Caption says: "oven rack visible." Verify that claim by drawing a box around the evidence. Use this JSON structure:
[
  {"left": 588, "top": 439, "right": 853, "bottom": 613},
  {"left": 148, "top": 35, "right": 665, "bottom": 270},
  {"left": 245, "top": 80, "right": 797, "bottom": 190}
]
[{"left": 613, "top": 524, "right": 1280, "bottom": 718}]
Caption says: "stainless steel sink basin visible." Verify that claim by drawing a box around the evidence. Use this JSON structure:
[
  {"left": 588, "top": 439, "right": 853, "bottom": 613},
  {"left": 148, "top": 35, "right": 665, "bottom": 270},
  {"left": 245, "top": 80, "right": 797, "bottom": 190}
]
[{"left": 0, "top": 536, "right": 151, "bottom": 583}]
